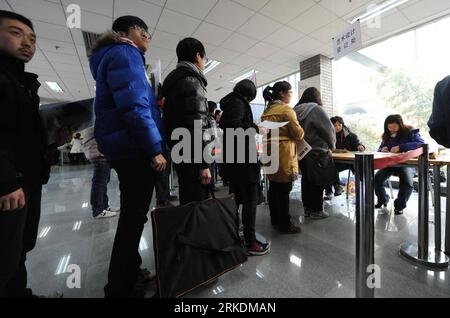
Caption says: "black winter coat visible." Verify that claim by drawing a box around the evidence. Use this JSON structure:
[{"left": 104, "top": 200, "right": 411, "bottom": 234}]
[
  {"left": 219, "top": 92, "right": 260, "bottom": 183},
  {"left": 0, "top": 52, "right": 49, "bottom": 196},
  {"left": 335, "top": 126, "right": 364, "bottom": 151},
  {"left": 162, "top": 64, "right": 209, "bottom": 168},
  {"left": 428, "top": 76, "right": 450, "bottom": 148}
]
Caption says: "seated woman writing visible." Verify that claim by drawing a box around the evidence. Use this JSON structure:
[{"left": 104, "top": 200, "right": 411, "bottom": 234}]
[{"left": 374, "top": 114, "right": 425, "bottom": 215}]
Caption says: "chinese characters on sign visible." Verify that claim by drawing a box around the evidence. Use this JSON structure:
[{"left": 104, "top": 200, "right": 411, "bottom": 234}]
[{"left": 333, "top": 21, "right": 362, "bottom": 61}]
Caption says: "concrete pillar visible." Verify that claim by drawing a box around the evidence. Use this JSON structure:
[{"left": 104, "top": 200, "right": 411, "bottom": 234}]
[{"left": 299, "top": 54, "right": 334, "bottom": 116}]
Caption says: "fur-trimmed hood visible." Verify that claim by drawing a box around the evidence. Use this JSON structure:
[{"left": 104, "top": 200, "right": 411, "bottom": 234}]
[
  {"left": 89, "top": 31, "right": 143, "bottom": 80},
  {"left": 90, "top": 31, "right": 121, "bottom": 56}
]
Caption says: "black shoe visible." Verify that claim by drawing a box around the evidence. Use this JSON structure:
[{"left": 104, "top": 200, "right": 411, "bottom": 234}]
[
  {"left": 279, "top": 223, "right": 302, "bottom": 234},
  {"left": 169, "top": 194, "right": 178, "bottom": 202},
  {"left": 135, "top": 268, "right": 156, "bottom": 290},
  {"left": 375, "top": 201, "right": 388, "bottom": 209},
  {"left": 310, "top": 210, "right": 330, "bottom": 220}
]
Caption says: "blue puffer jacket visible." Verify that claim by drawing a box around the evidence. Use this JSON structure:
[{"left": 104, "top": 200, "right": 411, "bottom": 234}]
[
  {"left": 378, "top": 128, "right": 425, "bottom": 152},
  {"left": 89, "top": 32, "right": 163, "bottom": 161}
]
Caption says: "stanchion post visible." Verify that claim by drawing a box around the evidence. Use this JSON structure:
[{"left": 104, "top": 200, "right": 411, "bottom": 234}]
[
  {"left": 418, "top": 144, "right": 429, "bottom": 259},
  {"left": 264, "top": 174, "right": 269, "bottom": 205},
  {"left": 446, "top": 166, "right": 450, "bottom": 255},
  {"left": 355, "top": 153, "right": 375, "bottom": 298},
  {"left": 433, "top": 165, "right": 442, "bottom": 252},
  {"left": 169, "top": 160, "right": 174, "bottom": 191},
  {"left": 399, "top": 144, "right": 449, "bottom": 268}
]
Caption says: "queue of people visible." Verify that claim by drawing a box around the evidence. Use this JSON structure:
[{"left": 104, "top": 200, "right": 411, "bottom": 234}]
[{"left": 0, "top": 9, "right": 433, "bottom": 299}]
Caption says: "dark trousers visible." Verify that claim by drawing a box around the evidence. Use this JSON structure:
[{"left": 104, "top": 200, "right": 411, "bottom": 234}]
[
  {"left": 155, "top": 153, "right": 171, "bottom": 205},
  {"left": 174, "top": 163, "right": 209, "bottom": 206},
  {"left": 268, "top": 181, "right": 293, "bottom": 228},
  {"left": 300, "top": 161, "right": 325, "bottom": 212},
  {"left": 68, "top": 153, "right": 85, "bottom": 164},
  {"left": 375, "top": 167, "right": 414, "bottom": 210},
  {"left": 0, "top": 184, "right": 42, "bottom": 298},
  {"left": 230, "top": 181, "right": 258, "bottom": 245},
  {"left": 210, "top": 162, "right": 217, "bottom": 190},
  {"left": 105, "top": 158, "right": 157, "bottom": 298},
  {"left": 90, "top": 159, "right": 111, "bottom": 217},
  {"left": 325, "top": 163, "right": 353, "bottom": 194}
]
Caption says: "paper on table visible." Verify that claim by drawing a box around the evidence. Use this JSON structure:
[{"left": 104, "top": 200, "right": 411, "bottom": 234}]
[
  {"left": 297, "top": 140, "right": 312, "bottom": 161},
  {"left": 259, "top": 121, "right": 289, "bottom": 130}
]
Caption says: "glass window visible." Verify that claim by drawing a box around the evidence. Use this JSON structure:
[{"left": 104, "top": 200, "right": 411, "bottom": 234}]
[{"left": 333, "top": 16, "right": 450, "bottom": 151}]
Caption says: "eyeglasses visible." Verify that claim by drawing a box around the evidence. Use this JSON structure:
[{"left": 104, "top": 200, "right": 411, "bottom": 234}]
[{"left": 130, "top": 25, "right": 152, "bottom": 40}]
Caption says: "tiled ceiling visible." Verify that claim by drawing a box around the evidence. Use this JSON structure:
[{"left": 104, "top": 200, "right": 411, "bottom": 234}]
[{"left": 1, "top": 0, "right": 450, "bottom": 103}]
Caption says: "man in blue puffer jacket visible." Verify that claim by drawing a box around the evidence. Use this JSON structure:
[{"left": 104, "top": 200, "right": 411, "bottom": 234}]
[{"left": 89, "top": 15, "right": 166, "bottom": 298}]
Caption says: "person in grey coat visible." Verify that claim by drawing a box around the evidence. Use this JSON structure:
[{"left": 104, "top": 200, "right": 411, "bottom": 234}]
[{"left": 294, "top": 87, "right": 336, "bottom": 219}]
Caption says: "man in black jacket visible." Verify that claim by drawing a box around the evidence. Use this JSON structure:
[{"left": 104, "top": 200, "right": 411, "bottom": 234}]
[
  {"left": 0, "top": 11, "right": 50, "bottom": 297},
  {"left": 428, "top": 76, "right": 450, "bottom": 148},
  {"left": 162, "top": 38, "right": 211, "bottom": 205}
]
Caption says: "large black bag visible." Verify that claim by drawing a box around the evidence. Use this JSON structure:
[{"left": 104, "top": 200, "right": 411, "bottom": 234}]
[
  {"left": 151, "top": 192, "right": 248, "bottom": 298},
  {"left": 302, "top": 150, "right": 338, "bottom": 186}
]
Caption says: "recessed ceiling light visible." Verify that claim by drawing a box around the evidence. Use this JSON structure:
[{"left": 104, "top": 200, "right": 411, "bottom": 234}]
[
  {"left": 231, "top": 70, "right": 258, "bottom": 84},
  {"left": 45, "top": 81, "right": 64, "bottom": 93},
  {"left": 350, "top": 0, "right": 410, "bottom": 24},
  {"left": 204, "top": 60, "right": 221, "bottom": 74}
]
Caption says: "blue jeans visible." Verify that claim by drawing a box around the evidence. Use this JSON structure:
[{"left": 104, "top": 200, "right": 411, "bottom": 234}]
[
  {"left": 375, "top": 167, "right": 414, "bottom": 211},
  {"left": 91, "top": 159, "right": 111, "bottom": 217},
  {"left": 210, "top": 161, "right": 217, "bottom": 189}
]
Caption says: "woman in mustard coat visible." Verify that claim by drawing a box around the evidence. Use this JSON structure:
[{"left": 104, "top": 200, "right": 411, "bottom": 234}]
[{"left": 261, "top": 81, "right": 304, "bottom": 234}]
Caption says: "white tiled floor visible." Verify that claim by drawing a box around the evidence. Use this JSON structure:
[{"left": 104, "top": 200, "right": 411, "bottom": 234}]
[{"left": 27, "top": 164, "right": 450, "bottom": 298}]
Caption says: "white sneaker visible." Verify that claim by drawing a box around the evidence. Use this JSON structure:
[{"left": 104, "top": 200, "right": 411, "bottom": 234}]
[
  {"left": 107, "top": 207, "right": 120, "bottom": 213},
  {"left": 95, "top": 209, "right": 118, "bottom": 219}
]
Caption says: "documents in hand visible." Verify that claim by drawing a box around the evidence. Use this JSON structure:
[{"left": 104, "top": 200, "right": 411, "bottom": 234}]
[
  {"left": 297, "top": 140, "right": 312, "bottom": 161},
  {"left": 258, "top": 121, "right": 289, "bottom": 130}
]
